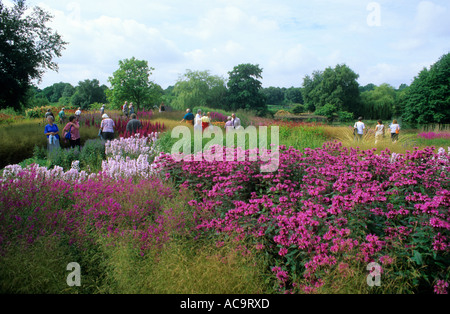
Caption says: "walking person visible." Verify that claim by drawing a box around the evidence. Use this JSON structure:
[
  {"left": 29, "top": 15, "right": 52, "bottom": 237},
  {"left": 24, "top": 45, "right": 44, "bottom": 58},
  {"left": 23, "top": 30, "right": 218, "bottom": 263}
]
[
  {"left": 353, "top": 117, "right": 365, "bottom": 142},
  {"left": 63, "top": 116, "right": 81, "bottom": 149},
  {"left": 201, "top": 112, "right": 211, "bottom": 131},
  {"left": 100, "top": 114, "right": 115, "bottom": 141},
  {"left": 75, "top": 107, "right": 82, "bottom": 119},
  {"left": 44, "top": 115, "right": 60, "bottom": 152},
  {"left": 122, "top": 101, "right": 128, "bottom": 118},
  {"left": 159, "top": 102, "right": 166, "bottom": 113},
  {"left": 58, "top": 107, "right": 67, "bottom": 124},
  {"left": 181, "top": 109, "right": 195, "bottom": 125},
  {"left": 374, "top": 120, "right": 385, "bottom": 145},
  {"left": 390, "top": 119, "right": 400, "bottom": 143},
  {"left": 100, "top": 104, "right": 105, "bottom": 116},
  {"left": 126, "top": 113, "right": 143, "bottom": 134},
  {"left": 194, "top": 109, "right": 203, "bottom": 132},
  {"left": 231, "top": 113, "right": 241, "bottom": 129},
  {"left": 129, "top": 103, "right": 135, "bottom": 116}
]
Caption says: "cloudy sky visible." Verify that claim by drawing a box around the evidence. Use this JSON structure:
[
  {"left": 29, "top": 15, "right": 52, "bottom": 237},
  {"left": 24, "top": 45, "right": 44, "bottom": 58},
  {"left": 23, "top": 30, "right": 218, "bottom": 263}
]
[{"left": 8, "top": 0, "right": 450, "bottom": 89}]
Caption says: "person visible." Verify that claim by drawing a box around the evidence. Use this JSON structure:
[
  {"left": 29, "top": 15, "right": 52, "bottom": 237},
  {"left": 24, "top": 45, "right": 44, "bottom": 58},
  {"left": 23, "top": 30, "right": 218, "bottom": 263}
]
[
  {"left": 353, "top": 117, "right": 365, "bottom": 142},
  {"left": 100, "top": 114, "right": 115, "bottom": 141},
  {"left": 159, "top": 102, "right": 166, "bottom": 113},
  {"left": 58, "top": 107, "right": 66, "bottom": 124},
  {"left": 75, "top": 107, "right": 82, "bottom": 121},
  {"left": 390, "top": 119, "right": 400, "bottom": 143},
  {"left": 63, "top": 115, "right": 81, "bottom": 149},
  {"left": 122, "top": 101, "right": 128, "bottom": 118},
  {"left": 201, "top": 112, "right": 211, "bottom": 131},
  {"left": 231, "top": 113, "right": 241, "bottom": 129},
  {"left": 194, "top": 109, "right": 203, "bottom": 132},
  {"left": 374, "top": 120, "right": 385, "bottom": 145},
  {"left": 45, "top": 109, "right": 54, "bottom": 120},
  {"left": 126, "top": 113, "right": 143, "bottom": 134},
  {"left": 225, "top": 116, "right": 233, "bottom": 128},
  {"left": 100, "top": 104, "right": 105, "bottom": 115},
  {"left": 129, "top": 103, "right": 135, "bottom": 115},
  {"left": 44, "top": 115, "right": 60, "bottom": 152},
  {"left": 181, "top": 109, "right": 195, "bottom": 125}
]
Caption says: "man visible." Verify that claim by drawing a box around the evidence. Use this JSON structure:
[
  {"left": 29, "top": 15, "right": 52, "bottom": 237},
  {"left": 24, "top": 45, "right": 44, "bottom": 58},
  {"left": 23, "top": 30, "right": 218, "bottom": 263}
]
[
  {"left": 126, "top": 113, "right": 143, "bottom": 134},
  {"left": 58, "top": 107, "right": 66, "bottom": 124},
  {"left": 123, "top": 101, "right": 128, "bottom": 117},
  {"left": 180, "top": 109, "right": 195, "bottom": 125},
  {"left": 45, "top": 109, "right": 54, "bottom": 120},
  {"left": 231, "top": 113, "right": 241, "bottom": 129},
  {"left": 353, "top": 117, "right": 365, "bottom": 142},
  {"left": 100, "top": 104, "right": 105, "bottom": 115},
  {"left": 75, "top": 107, "right": 82, "bottom": 120}
]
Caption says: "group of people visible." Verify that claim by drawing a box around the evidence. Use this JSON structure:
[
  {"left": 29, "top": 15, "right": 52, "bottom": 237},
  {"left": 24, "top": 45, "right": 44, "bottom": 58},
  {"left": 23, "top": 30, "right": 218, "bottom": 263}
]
[
  {"left": 353, "top": 117, "right": 401, "bottom": 144},
  {"left": 44, "top": 109, "right": 82, "bottom": 152},
  {"left": 121, "top": 101, "right": 135, "bottom": 118},
  {"left": 180, "top": 109, "right": 241, "bottom": 132}
]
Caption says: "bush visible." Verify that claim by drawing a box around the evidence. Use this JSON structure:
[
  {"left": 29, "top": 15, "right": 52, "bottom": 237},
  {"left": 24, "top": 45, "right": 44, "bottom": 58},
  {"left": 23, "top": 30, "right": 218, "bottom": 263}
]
[
  {"left": 79, "top": 139, "right": 106, "bottom": 172},
  {"left": 291, "top": 104, "right": 305, "bottom": 114}
]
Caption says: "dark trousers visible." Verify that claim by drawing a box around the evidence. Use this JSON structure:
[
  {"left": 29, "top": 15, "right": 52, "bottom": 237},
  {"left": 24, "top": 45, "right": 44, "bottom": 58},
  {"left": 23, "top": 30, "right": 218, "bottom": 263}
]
[{"left": 70, "top": 138, "right": 81, "bottom": 148}]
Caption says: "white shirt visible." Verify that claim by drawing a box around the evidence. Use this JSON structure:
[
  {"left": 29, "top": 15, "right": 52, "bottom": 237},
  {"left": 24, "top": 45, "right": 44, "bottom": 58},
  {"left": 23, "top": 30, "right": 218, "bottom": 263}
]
[
  {"left": 75, "top": 110, "right": 81, "bottom": 116},
  {"left": 232, "top": 117, "right": 241, "bottom": 128},
  {"left": 354, "top": 121, "right": 365, "bottom": 135},
  {"left": 390, "top": 124, "right": 400, "bottom": 133}
]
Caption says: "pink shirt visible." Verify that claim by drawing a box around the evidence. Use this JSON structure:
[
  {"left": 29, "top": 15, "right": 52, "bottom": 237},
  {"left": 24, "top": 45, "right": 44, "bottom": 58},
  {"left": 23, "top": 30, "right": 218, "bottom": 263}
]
[{"left": 64, "top": 122, "right": 80, "bottom": 140}]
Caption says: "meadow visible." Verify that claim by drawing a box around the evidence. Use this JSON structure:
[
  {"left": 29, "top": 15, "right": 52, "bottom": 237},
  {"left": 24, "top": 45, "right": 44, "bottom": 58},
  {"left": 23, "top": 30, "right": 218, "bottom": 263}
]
[{"left": 0, "top": 107, "right": 449, "bottom": 294}]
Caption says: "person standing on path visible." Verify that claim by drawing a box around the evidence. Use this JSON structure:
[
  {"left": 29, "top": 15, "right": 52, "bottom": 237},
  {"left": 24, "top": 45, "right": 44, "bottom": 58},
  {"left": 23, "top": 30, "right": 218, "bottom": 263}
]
[
  {"left": 374, "top": 120, "right": 385, "bottom": 145},
  {"left": 63, "top": 115, "right": 81, "bottom": 149},
  {"left": 100, "top": 114, "right": 116, "bottom": 141},
  {"left": 389, "top": 120, "right": 400, "bottom": 143}
]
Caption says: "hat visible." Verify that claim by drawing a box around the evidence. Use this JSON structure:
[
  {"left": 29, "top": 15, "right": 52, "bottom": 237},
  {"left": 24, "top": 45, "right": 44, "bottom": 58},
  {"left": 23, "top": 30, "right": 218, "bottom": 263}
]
[{"left": 102, "top": 114, "right": 109, "bottom": 119}]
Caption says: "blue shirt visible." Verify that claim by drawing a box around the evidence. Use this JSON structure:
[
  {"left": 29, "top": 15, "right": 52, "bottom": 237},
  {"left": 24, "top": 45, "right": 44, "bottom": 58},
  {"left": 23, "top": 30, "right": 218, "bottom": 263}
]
[
  {"left": 183, "top": 112, "right": 195, "bottom": 123},
  {"left": 45, "top": 124, "right": 60, "bottom": 140}
]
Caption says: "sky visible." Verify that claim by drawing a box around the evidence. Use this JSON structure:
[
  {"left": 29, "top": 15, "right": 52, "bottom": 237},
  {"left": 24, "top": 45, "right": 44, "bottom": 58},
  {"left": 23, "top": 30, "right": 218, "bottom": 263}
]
[{"left": 6, "top": 0, "right": 450, "bottom": 90}]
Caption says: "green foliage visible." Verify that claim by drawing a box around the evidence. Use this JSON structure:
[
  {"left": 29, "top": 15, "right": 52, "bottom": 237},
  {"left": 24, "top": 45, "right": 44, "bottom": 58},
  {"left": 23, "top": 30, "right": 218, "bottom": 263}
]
[
  {"left": 0, "top": 0, "right": 67, "bottom": 110},
  {"left": 402, "top": 53, "right": 450, "bottom": 126},
  {"left": 303, "top": 64, "right": 361, "bottom": 115},
  {"left": 78, "top": 139, "right": 106, "bottom": 172},
  {"left": 291, "top": 104, "right": 305, "bottom": 114},
  {"left": 71, "top": 79, "right": 107, "bottom": 110},
  {"left": 361, "top": 83, "right": 396, "bottom": 120},
  {"left": 227, "top": 63, "right": 268, "bottom": 116},
  {"left": 107, "top": 57, "right": 162, "bottom": 111},
  {"left": 315, "top": 103, "right": 338, "bottom": 122},
  {"left": 172, "top": 70, "right": 227, "bottom": 111}
]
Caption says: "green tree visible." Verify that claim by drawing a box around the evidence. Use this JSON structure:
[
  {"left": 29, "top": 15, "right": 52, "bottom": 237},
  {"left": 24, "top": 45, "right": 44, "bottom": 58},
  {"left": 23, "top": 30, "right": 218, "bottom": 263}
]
[
  {"left": 107, "top": 57, "right": 161, "bottom": 110},
  {"left": 71, "top": 79, "right": 107, "bottom": 109},
  {"left": 227, "top": 63, "right": 267, "bottom": 116},
  {"left": 361, "top": 83, "right": 396, "bottom": 121},
  {"left": 302, "top": 64, "right": 361, "bottom": 116},
  {"left": 284, "top": 87, "right": 303, "bottom": 105},
  {"left": 402, "top": 53, "right": 450, "bottom": 126},
  {"left": 172, "top": 70, "right": 227, "bottom": 110},
  {"left": 261, "top": 87, "right": 285, "bottom": 106},
  {"left": 0, "top": 0, "right": 67, "bottom": 110}
]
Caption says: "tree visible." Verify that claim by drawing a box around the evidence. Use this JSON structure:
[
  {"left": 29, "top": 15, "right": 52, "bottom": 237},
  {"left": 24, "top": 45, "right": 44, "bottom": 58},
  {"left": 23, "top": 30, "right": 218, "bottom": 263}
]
[
  {"left": 172, "top": 70, "right": 227, "bottom": 110},
  {"left": 402, "top": 53, "right": 450, "bottom": 126},
  {"left": 227, "top": 63, "right": 267, "bottom": 116},
  {"left": 261, "top": 87, "right": 285, "bottom": 106},
  {"left": 302, "top": 64, "right": 361, "bottom": 116},
  {"left": 0, "top": 0, "right": 67, "bottom": 110},
  {"left": 284, "top": 87, "right": 303, "bottom": 105},
  {"left": 107, "top": 57, "right": 161, "bottom": 110},
  {"left": 361, "top": 83, "right": 396, "bottom": 121},
  {"left": 71, "top": 79, "right": 107, "bottom": 109}
]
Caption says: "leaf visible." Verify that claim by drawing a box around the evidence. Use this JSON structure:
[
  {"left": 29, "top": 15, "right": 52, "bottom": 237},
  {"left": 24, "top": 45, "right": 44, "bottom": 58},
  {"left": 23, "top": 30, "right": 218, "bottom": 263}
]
[{"left": 411, "top": 250, "right": 423, "bottom": 265}]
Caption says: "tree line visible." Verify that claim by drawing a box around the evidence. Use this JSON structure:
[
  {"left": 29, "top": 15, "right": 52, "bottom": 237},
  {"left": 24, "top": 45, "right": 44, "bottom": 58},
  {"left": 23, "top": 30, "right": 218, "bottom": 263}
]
[{"left": 1, "top": 0, "right": 448, "bottom": 126}]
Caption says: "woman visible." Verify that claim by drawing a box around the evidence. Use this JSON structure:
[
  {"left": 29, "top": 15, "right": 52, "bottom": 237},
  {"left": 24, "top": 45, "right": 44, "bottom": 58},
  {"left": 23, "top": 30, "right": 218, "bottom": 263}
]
[
  {"left": 194, "top": 110, "right": 203, "bottom": 132},
  {"left": 374, "top": 120, "right": 385, "bottom": 144},
  {"left": 389, "top": 119, "right": 400, "bottom": 143},
  {"left": 44, "top": 115, "right": 60, "bottom": 152},
  {"left": 159, "top": 102, "right": 166, "bottom": 113},
  {"left": 100, "top": 114, "right": 115, "bottom": 141},
  {"left": 63, "top": 115, "right": 81, "bottom": 149},
  {"left": 201, "top": 112, "right": 211, "bottom": 131}
]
